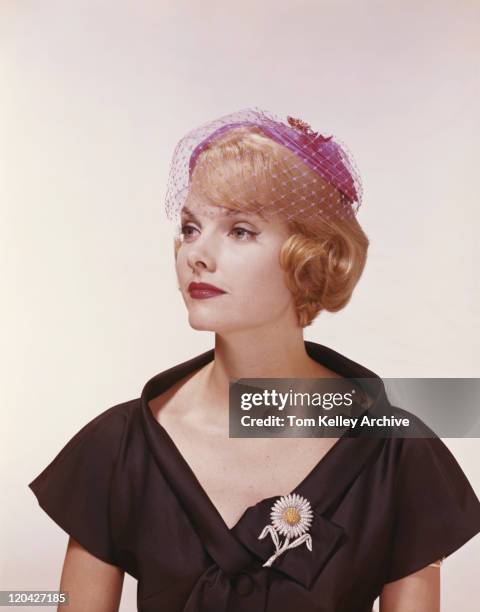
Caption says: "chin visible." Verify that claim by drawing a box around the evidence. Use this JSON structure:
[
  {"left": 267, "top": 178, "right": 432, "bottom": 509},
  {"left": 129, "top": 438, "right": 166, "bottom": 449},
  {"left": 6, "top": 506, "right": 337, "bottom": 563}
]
[
  {"left": 188, "top": 319, "right": 215, "bottom": 332},
  {"left": 186, "top": 312, "right": 246, "bottom": 334},
  {"left": 187, "top": 311, "right": 221, "bottom": 332},
  {"left": 188, "top": 314, "right": 275, "bottom": 336}
]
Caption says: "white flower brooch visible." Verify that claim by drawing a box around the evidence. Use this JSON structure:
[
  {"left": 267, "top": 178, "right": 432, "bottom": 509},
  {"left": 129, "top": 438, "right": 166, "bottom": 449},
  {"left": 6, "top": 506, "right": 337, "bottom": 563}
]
[{"left": 258, "top": 493, "right": 314, "bottom": 567}]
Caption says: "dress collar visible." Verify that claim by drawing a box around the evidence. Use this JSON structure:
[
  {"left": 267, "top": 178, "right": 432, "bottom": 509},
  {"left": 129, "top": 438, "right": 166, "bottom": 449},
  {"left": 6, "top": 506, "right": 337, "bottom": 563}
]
[{"left": 140, "top": 341, "right": 389, "bottom": 589}]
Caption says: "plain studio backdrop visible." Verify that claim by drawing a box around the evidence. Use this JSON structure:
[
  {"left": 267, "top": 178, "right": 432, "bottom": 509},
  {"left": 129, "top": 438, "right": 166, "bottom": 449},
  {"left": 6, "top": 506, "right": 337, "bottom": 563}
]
[{"left": 2, "top": 1, "right": 479, "bottom": 610}]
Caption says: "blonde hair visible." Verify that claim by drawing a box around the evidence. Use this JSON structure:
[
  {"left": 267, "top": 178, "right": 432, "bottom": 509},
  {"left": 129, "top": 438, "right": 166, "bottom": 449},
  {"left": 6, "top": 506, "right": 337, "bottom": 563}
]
[{"left": 173, "top": 127, "right": 369, "bottom": 328}]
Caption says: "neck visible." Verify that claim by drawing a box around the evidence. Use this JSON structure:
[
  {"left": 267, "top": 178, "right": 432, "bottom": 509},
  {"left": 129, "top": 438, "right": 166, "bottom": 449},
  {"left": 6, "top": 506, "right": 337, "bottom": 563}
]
[
  {"left": 191, "top": 327, "right": 336, "bottom": 422},
  {"left": 212, "top": 328, "right": 316, "bottom": 379}
]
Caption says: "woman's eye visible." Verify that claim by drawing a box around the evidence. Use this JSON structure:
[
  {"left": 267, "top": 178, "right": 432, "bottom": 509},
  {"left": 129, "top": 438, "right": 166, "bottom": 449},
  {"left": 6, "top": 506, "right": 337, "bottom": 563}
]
[
  {"left": 230, "top": 227, "right": 258, "bottom": 241},
  {"left": 180, "top": 224, "right": 198, "bottom": 239},
  {"left": 180, "top": 224, "right": 258, "bottom": 242}
]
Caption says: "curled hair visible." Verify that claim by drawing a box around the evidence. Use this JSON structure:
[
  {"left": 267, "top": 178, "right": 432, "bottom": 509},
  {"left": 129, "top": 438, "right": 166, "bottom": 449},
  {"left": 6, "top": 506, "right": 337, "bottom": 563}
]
[
  {"left": 279, "top": 215, "right": 369, "bottom": 327},
  {"left": 173, "top": 127, "right": 369, "bottom": 328}
]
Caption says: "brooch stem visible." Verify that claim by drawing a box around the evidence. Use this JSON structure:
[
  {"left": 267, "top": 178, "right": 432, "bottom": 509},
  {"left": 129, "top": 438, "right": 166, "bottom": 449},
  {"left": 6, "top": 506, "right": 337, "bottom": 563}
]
[{"left": 258, "top": 493, "right": 314, "bottom": 567}]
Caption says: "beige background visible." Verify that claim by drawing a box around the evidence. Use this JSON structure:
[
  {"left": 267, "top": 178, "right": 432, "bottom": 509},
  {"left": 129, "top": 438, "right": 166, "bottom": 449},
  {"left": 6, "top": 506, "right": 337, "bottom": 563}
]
[{"left": 2, "top": 1, "right": 479, "bottom": 610}]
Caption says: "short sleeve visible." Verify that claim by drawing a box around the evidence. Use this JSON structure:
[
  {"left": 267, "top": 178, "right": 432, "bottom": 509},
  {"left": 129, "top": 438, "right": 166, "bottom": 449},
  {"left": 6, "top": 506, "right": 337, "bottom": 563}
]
[
  {"left": 28, "top": 406, "right": 127, "bottom": 567},
  {"left": 385, "top": 436, "right": 480, "bottom": 584}
]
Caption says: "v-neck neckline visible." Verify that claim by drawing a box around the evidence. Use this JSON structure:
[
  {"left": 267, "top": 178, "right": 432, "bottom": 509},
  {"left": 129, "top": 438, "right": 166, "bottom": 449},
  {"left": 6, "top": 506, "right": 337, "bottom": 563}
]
[{"left": 140, "top": 342, "right": 388, "bottom": 538}]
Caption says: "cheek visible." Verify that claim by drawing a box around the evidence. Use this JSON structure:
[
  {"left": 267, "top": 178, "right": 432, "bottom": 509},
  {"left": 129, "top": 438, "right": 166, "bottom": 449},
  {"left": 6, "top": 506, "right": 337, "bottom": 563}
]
[
  {"left": 233, "top": 250, "right": 292, "bottom": 307},
  {"left": 174, "top": 243, "right": 293, "bottom": 315}
]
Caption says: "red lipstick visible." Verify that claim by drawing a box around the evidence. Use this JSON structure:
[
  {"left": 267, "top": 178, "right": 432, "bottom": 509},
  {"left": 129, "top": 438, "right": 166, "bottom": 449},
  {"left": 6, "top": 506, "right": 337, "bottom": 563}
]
[{"left": 188, "top": 282, "right": 226, "bottom": 299}]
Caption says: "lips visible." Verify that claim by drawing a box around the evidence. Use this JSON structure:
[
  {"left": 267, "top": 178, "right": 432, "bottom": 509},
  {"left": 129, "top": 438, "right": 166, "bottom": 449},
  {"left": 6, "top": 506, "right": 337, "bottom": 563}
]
[{"left": 188, "top": 282, "right": 226, "bottom": 299}]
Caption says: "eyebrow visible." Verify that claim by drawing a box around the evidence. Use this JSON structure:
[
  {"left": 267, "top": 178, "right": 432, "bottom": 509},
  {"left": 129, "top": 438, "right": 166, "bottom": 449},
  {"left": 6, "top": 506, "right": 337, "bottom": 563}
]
[{"left": 181, "top": 206, "right": 264, "bottom": 223}]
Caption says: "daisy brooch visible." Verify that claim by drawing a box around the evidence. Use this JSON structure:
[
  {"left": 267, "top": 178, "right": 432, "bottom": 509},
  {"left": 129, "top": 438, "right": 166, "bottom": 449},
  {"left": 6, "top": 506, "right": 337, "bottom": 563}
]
[{"left": 258, "top": 493, "right": 314, "bottom": 567}]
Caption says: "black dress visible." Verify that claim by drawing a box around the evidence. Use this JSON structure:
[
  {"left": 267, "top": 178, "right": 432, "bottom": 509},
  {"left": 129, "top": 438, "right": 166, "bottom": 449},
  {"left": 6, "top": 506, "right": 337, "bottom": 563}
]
[{"left": 28, "top": 341, "right": 480, "bottom": 611}]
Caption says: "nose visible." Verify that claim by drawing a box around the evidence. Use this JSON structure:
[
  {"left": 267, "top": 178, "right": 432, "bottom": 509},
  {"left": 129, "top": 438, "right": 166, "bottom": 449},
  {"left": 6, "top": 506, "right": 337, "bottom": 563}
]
[{"left": 185, "top": 232, "right": 217, "bottom": 272}]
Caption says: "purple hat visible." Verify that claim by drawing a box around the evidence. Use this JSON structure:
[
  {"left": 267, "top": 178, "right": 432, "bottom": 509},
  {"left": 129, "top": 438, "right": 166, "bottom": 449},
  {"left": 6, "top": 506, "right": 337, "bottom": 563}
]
[{"left": 165, "top": 107, "right": 363, "bottom": 225}]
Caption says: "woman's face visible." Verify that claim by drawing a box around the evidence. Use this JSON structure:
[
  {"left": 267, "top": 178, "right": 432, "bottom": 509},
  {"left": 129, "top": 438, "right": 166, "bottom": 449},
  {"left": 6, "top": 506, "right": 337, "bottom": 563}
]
[{"left": 175, "top": 198, "right": 298, "bottom": 334}]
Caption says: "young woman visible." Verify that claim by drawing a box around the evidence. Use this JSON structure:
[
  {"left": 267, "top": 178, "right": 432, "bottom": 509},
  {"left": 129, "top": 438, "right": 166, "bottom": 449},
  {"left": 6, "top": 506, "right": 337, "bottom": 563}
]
[{"left": 29, "top": 108, "right": 480, "bottom": 612}]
